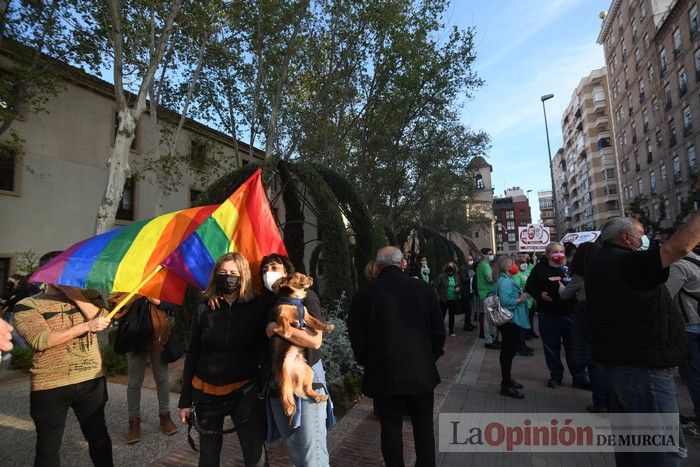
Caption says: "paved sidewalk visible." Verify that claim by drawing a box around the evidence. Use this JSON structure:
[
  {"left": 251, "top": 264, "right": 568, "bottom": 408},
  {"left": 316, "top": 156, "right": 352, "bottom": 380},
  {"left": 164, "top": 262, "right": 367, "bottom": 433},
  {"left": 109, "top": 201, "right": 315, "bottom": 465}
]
[{"left": 2, "top": 315, "right": 698, "bottom": 466}]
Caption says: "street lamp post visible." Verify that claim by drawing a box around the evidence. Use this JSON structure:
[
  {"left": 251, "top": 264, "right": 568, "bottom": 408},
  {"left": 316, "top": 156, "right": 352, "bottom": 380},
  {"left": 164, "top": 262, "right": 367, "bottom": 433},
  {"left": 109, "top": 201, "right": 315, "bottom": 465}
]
[{"left": 541, "top": 93, "right": 559, "bottom": 238}]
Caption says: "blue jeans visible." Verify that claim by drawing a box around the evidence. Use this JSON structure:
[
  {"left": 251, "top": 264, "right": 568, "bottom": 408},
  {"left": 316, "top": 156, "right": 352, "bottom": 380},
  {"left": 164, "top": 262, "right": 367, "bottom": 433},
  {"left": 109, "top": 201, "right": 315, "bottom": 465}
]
[
  {"left": 538, "top": 312, "right": 588, "bottom": 384},
  {"left": 679, "top": 331, "right": 700, "bottom": 419},
  {"left": 269, "top": 386, "right": 329, "bottom": 467},
  {"left": 599, "top": 364, "right": 684, "bottom": 467}
]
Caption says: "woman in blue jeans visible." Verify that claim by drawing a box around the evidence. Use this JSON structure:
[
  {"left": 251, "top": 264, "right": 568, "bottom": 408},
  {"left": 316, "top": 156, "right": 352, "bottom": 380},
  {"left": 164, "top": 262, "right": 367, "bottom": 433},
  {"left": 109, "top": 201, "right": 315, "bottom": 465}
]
[{"left": 261, "top": 254, "right": 335, "bottom": 467}]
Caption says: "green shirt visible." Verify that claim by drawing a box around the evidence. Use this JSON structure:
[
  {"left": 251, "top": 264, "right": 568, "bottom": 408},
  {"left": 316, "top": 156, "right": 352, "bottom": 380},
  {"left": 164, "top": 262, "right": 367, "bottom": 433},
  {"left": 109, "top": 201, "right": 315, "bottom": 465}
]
[
  {"left": 446, "top": 276, "right": 457, "bottom": 300},
  {"left": 476, "top": 260, "right": 495, "bottom": 300},
  {"left": 513, "top": 269, "right": 534, "bottom": 307}
]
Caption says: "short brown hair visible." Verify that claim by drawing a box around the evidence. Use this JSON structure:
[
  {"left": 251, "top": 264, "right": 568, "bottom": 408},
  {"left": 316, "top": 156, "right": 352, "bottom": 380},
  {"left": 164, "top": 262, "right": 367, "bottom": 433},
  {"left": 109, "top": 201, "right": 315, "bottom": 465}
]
[{"left": 203, "top": 252, "right": 256, "bottom": 303}]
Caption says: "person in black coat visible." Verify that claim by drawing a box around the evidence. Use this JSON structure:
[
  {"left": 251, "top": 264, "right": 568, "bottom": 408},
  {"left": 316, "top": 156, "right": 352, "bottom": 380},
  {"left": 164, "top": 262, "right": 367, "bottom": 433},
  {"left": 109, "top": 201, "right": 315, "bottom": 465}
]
[{"left": 348, "top": 246, "right": 445, "bottom": 467}]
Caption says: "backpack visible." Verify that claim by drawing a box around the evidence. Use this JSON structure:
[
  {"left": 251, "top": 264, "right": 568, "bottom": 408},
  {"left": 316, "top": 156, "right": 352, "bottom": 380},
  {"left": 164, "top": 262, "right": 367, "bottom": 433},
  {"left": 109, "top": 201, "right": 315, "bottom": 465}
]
[
  {"left": 114, "top": 297, "right": 153, "bottom": 355},
  {"left": 677, "top": 256, "right": 700, "bottom": 323}
]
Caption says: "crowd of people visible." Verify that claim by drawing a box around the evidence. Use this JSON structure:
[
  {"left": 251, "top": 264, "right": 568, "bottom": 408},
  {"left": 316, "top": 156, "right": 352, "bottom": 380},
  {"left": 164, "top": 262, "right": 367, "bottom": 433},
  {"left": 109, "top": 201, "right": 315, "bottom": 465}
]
[{"left": 2, "top": 206, "right": 700, "bottom": 466}]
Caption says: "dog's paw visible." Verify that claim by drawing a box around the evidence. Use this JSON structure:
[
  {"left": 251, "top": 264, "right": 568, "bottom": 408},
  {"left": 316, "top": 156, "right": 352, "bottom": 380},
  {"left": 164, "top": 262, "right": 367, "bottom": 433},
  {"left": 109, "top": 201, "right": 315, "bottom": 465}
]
[
  {"left": 283, "top": 331, "right": 293, "bottom": 338},
  {"left": 313, "top": 394, "right": 329, "bottom": 402},
  {"left": 284, "top": 406, "right": 296, "bottom": 418},
  {"left": 324, "top": 324, "right": 335, "bottom": 333}
]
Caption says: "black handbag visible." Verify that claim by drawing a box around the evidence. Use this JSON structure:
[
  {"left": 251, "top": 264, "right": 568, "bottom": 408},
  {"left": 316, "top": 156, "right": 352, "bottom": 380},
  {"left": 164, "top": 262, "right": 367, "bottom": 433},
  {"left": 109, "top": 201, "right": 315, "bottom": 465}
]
[{"left": 162, "top": 331, "right": 184, "bottom": 363}]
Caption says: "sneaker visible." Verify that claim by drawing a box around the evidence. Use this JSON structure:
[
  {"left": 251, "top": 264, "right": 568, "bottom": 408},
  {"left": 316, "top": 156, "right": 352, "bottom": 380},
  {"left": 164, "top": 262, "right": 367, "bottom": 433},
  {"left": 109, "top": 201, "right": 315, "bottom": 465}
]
[
  {"left": 484, "top": 342, "right": 501, "bottom": 350},
  {"left": 682, "top": 420, "right": 700, "bottom": 439},
  {"left": 450, "top": 333, "right": 456, "bottom": 337},
  {"left": 547, "top": 379, "right": 561, "bottom": 389},
  {"left": 586, "top": 405, "right": 608, "bottom": 413},
  {"left": 500, "top": 387, "right": 525, "bottom": 399}
]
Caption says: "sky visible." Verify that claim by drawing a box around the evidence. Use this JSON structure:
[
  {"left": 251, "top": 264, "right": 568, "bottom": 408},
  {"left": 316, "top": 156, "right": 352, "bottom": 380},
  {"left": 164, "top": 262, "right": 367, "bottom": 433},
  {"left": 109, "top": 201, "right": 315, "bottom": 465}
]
[{"left": 446, "top": 0, "right": 611, "bottom": 222}]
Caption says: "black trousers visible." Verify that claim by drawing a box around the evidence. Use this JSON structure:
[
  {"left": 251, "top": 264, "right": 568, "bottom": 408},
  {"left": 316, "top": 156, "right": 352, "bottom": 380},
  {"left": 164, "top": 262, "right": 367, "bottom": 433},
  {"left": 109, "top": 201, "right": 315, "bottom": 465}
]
[
  {"left": 440, "top": 300, "right": 460, "bottom": 333},
  {"left": 374, "top": 391, "right": 435, "bottom": 467},
  {"left": 29, "top": 377, "right": 113, "bottom": 467},
  {"left": 498, "top": 323, "right": 520, "bottom": 388},
  {"left": 192, "top": 383, "right": 267, "bottom": 467}
]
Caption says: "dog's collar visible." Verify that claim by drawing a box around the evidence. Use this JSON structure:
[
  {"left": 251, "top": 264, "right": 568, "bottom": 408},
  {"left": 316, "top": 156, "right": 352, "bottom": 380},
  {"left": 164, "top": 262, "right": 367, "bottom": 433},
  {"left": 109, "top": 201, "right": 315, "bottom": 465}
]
[{"left": 275, "top": 297, "right": 306, "bottom": 328}]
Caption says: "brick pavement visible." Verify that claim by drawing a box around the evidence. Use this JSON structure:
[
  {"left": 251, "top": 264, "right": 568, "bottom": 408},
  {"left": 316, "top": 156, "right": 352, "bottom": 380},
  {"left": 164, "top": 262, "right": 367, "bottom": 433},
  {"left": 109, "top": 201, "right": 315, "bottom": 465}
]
[{"left": 152, "top": 314, "right": 700, "bottom": 466}]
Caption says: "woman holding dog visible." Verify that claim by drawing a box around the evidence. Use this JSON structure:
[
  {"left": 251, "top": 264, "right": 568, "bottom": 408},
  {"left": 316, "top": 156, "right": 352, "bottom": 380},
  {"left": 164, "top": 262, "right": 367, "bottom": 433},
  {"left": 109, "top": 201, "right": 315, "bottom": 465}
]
[
  {"left": 261, "top": 253, "right": 335, "bottom": 467},
  {"left": 178, "top": 252, "right": 268, "bottom": 467}
]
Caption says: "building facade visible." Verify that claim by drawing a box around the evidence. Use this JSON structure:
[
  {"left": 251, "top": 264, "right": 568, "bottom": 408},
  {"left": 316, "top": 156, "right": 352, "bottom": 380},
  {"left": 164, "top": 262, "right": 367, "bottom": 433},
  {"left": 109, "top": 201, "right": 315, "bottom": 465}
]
[
  {"left": 493, "top": 187, "right": 532, "bottom": 253},
  {"left": 555, "top": 67, "right": 622, "bottom": 233},
  {"left": 0, "top": 59, "right": 276, "bottom": 292},
  {"left": 598, "top": 0, "right": 698, "bottom": 230},
  {"left": 538, "top": 190, "right": 559, "bottom": 240},
  {"left": 466, "top": 156, "right": 496, "bottom": 252}
]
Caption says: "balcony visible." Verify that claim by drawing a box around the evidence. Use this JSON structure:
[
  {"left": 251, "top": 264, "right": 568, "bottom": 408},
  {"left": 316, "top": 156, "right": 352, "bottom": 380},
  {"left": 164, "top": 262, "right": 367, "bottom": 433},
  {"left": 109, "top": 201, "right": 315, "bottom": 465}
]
[
  {"left": 593, "top": 98, "right": 606, "bottom": 110},
  {"left": 594, "top": 115, "right": 609, "bottom": 128},
  {"left": 597, "top": 137, "right": 611, "bottom": 150}
]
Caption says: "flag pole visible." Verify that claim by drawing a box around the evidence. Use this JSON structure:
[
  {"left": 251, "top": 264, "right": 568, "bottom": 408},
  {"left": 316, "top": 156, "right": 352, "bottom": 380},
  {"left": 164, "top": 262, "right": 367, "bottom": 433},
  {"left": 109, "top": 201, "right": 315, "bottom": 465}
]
[{"left": 106, "top": 265, "right": 163, "bottom": 319}]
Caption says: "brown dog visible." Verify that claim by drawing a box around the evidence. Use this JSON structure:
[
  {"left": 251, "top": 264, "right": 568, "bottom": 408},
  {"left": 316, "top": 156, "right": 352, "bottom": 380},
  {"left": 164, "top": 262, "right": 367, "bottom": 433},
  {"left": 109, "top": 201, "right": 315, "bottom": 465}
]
[{"left": 270, "top": 272, "right": 335, "bottom": 421}]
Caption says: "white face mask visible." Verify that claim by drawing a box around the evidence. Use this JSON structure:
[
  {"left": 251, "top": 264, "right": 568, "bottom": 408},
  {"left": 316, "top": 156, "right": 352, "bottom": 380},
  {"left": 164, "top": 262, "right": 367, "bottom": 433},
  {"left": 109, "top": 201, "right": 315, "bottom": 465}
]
[
  {"left": 468, "top": 260, "right": 474, "bottom": 266},
  {"left": 639, "top": 234, "right": 650, "bottom": 251},
  {"left": 263, "top": 271, "right": 285, "bottom": 292},
  {"left": 519, "top": 263, "right": 528, "bottom": 271}
]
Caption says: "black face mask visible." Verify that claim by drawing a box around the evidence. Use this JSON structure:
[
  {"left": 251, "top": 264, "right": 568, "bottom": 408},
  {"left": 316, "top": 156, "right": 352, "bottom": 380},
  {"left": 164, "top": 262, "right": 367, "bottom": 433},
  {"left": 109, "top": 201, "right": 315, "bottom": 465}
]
[
  {"left": 215, "top": 274, "right": 241, "bottom": 294},
  {"left": 447, "top": 267, "right": 455, "bottom": 274}
]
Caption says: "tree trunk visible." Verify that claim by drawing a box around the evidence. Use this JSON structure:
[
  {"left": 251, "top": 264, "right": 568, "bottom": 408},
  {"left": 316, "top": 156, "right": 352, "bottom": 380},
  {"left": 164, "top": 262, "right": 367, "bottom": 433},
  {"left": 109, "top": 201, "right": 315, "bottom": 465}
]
[{"left": 94, "top": 109, "right": 136, "bottom": 234}]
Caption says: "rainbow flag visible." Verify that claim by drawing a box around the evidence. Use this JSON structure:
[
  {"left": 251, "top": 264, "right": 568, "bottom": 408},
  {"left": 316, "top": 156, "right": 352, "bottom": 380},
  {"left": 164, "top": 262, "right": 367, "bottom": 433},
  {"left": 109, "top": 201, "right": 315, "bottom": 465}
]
[
  {"left": 31, "top": 169, "right": 286, "bottom": 303},
  {"left": 161, "top": 169, "right": 287, "bottom": 291}
]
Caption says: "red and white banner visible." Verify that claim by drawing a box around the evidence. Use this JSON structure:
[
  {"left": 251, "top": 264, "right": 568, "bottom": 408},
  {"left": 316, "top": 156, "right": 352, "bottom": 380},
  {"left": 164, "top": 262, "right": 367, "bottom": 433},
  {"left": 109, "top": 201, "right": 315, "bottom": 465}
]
[{"left": 517, "top": 224, "right": 551, "bottom": 252}]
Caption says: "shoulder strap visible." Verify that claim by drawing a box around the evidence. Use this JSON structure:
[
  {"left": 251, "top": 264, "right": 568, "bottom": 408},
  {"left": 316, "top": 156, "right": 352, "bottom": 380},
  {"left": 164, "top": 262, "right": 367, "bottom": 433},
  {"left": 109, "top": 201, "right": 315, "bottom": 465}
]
[{"left": 683, "top": 256, "right": 700, "bottom": 268}]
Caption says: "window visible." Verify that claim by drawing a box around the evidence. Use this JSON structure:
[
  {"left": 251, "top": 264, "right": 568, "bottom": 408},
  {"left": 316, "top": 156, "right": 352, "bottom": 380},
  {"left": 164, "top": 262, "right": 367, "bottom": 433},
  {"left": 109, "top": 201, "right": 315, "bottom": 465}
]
[
  {"left": 677, "top": 192, "right": 684, "bottom": 212},
  {"left": 648, "top": 65, "right": 655, "bottom": 83},
  {"left": 0, "top": 147, "right": 17, "bottom": 192},
  {"left": 639, "top": 78, "right": 646, "bottom": 102},
  {"left": 664, "top": 82, "right": 672, "bottom": 109},
  {"left": 674, "top": 28, "right": 683, "bottom": 56},
  {"left": 605, "top": 168, "right": 616, "bottom": 180},
  {"left": 607, "top": 184, "right": 618, "bottom": 195},
  {"left": 631, "top": 18, "right": 637, "bottom": 39},
  {"left": 474, "top": 231, "right": 480, "bottom": 238},
  {"left": 189, "top": 188, "right": 202, "bottom": 207},
  {"left": 653, "top": 202, "right": 659, "bottom": 220},
  {"left": 674, "top": 154, "right": 683, "bottom": 182},
  {"left": 116, "top": 177, "right": 135, "bottom": 221},
  {"left": 656, "top": 129, "right": 663, "bottom": 146},
  {"left": 678, "top": 67, "right": 688, "bottom": 96},
  {"left": 622, "top": 158, "right": 629, "bottom": 173},
  {"left": 506, "top": 210, "right": 514, "bottom": 219},
  {"left": 507, "top": 220, "right": 515, "bottom": 230},
  {"left": 642, "top": 107, "right": 649, "bottom": 132},
  {"left": 646, "top": 137, "right": 653, "bottom": 162},
  {"left": 638, "top": 178, "right": 644, "bottom": 195},
  {"left": 689, "top": 145, "right": 698, "bottom": 172},
  {"left": 669, "top": 118, "right": 678, "bottom": 146},
  {"left": 583, "top": 192, "right": 592, "bottom": 204},
  {"left": 0, "top": 258, "right": 9, "bottom": 298},
  {"left": 650, "top": 169, "right": 657, "bottom": 194},
  {"left": 508, "top": 233, "right": 516, "bottom": 242},
  {"left": 640, "top": 2, "right": 647, "bottom": 18},
  {"left": 664, "top": 197, "right": 671, "bottom": 219},
  {"left": 692, "top": 5, "right": 699, "bottom": 37},
  {"left": 653, "top": 96, "right": 660, "bottom": 113},
  {"left": 661, "top": 162, "right": 667, "bottom": 180},
  {"left": 683, "top": 105, "right": 693, "bottom": 135},
  {"left": 476, "top": 174, "right": 484, "bottom": 189},
  {"left": 660, "top": 48, "right": 668, "bottom": 73}
]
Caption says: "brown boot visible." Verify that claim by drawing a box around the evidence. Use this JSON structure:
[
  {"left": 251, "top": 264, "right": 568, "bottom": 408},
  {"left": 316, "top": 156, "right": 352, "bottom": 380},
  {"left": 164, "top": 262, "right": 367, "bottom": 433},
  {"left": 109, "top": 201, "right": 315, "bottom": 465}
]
[
  {"left": 159, "top": 412, "right": 178, "bottom": 436},
  {"left": 126, "top": 417, "right": 140, "bottom": 444}
]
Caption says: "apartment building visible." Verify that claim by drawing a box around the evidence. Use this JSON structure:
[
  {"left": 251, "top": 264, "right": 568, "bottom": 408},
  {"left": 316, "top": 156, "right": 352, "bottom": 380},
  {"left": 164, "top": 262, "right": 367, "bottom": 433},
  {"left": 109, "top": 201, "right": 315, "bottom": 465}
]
[
  {"left": 598, "top": 0, "right": 698, "bottom": 228},
  {"left": 538, "top": 190, "right": 559, "bottom": 240},
  {"left": 555, "top": 68, "right": 622, "bottom": 233},
  {"left": 493, "top": 187, "right": 532, "bottom": 253}
]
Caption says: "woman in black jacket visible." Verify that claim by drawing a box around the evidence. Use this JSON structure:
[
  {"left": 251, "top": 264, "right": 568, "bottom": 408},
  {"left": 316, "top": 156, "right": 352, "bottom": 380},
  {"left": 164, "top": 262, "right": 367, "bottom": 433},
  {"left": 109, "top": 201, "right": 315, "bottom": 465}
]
[{"left": 178, "top": 252, "right": 267, "bottom": 467}]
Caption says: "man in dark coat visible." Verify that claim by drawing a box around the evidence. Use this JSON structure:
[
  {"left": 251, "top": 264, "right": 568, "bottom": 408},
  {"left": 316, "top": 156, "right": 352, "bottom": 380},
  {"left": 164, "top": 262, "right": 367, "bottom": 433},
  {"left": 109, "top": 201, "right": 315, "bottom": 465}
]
[{"left": 349, "top": 246, "right": 445, "bottom": 467}]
